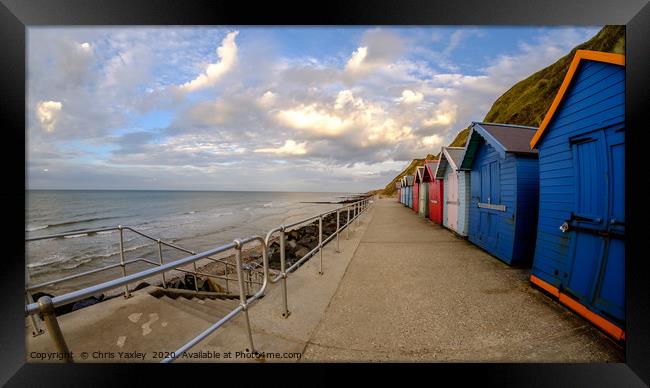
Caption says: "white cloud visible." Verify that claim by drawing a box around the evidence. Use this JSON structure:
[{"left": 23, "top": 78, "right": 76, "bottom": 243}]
[
  {"left": 79, "top": 42, "right": 92, "bottom": 52},
  {"left": 422, "top": 100, "right": 457, "bottom": 128},
  {"left": 421, "top": 134, "right": 443, "bottom": 147},
  {"left": 345, "top": 46, "right": 368, "bottom": 74},
  {"left": 36, "top": 100, "right": 63, "bottom": 132},
  {"left": 180, "top": 31, "right": 239, "bottom": 92},
  {"left": 398, "top": 89, "right": 423, "bottom": 104},
  {"left": 276, "top": 105, "right": 351, "bottom": 136},
  {"left": 258, "top": 91, "right": 276, "bottom": 107},
  {"left": 334, "top": 89, "right": 364, "bottom": 110},
  {"left": 365, "top": 121, "right": 413, "bottom": 146},
  {"left": 343, "top": 29, "right": 405, "bottom": 80},
  {"left": 255, "top": 139, "right": 307, "bottom": 155}
]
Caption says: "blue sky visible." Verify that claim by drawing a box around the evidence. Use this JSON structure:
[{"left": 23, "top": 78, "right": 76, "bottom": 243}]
[{"left": 27, "top": 26, "right": 601, "bottom": 192}]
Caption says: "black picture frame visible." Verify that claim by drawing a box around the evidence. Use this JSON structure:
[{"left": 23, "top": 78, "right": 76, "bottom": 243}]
[{"left": 1, "top": 0, "right": 648, "bottom": 386}]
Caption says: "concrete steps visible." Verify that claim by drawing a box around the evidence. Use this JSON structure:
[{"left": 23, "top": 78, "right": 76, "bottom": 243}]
[
  {"left": 26, "top": 289, "right": 217, "bottom": 362},
  {"left": 155, "top": 295, "right": 240, "bottom": 323}
]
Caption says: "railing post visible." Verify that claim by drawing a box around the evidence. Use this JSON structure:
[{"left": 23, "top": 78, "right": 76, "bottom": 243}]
[
  {"left": 346, "top": 206, "right": 351, "bottom": 240},
  {"left": 37, "top": 296, "right": 73, "bottom": 363},
  {"left": 336, "top": 210, "right": 341, "bottom": 253},
  {"left": 356, "top": 202, "right": 360, "bottom": 226},
  {"left": 224, "top": 263, "right": 229, "bottom": 294},
  {"left": 157, "top": 240, "right": 167, "bottom": 288},
  {"left": 234, "top": 239, "right": 256, "bottom": 355},
  {"left": 117, "top": 226, "right": 130, "bottom": 298},
  {"left": 26, "top": 291, "right": 44, "bottom": 337},
  {"left": 192, "top": 256, "right": 199, "bottom": 293},
  {"left": 25, "top": 269, "right": 44, "bottom": 337},
  {"left": 279, "top": 228, "right": 290, "bottom": 318},
  {"left": 318, "top": 216, "right": 323, "bottom": 275}
]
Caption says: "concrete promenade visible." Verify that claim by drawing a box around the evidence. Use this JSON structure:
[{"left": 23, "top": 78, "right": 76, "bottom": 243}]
[
  {"left": 195, "top": 197, "right": 622, "bottom": 362},
  {"left": 27, "top": 198, "right": 623, "bottom": 362},
  {"left": 300, "top": 198, "right": 623, "bottom": 361}
]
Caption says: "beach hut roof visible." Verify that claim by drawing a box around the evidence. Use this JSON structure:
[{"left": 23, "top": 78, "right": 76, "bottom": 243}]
[
  {"left": 406, "top": 175, "right": 415, "bottom": 186},
  {"left": 530, "top": 50, "right": 625, "bottom": 149},
  {"left": 414, "top": 166, "right": 425, "bottom": 183},
  {"left": 423, "top": 160, "right": 439, "bottom": 182},
  {"left": 434, "top": 146, "right": 465, "bottom": 179},
  {"left": 459, "top": 122, "right": 538, "bottom": 170}
]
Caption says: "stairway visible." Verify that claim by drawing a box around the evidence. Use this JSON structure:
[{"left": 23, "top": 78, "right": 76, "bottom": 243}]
[
  {"left": 154, "top": 294, "right": 240, "bottom": 323},
  {"left": 26, "top": 286, "right": 244, "bottom": 362}
]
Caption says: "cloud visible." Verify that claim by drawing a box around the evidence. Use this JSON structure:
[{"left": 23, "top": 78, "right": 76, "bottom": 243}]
[
  {"left": 258, "top": 91, "right": 276, "bottom": 107},
  {"left": 422, "top": 100, "right": 457, "bottom": 128},
  {"left": 398, "top": 89, "right": 423, "bottom": 104},
  {"left": 179, "top": 31, "right": 239, "bottom": 92},
  {"left": 334, "top": 89, "right": 365, "bottom": 110},
  {"left": 276, "top": 104, "right": 351, "bottom": 137},
  {"left": 36, "top": 100, "right": 63, "bottom": 132},
  {"left": 255, "top": 139, "right": 307, "bottom": 155},
  {"left": 345, "top": 46, "right": 368, "bottom": 74},
  {"left": 421, "top": 134, "right": 443, "bottom": 147},
  {"left": 343, "top": 29, "right": 405, "bottom": 80},
  {"left": 443, "top": 29, "right": 483, "bottom": 57}
]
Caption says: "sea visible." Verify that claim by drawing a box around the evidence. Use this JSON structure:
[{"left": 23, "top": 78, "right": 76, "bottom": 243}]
[{"left": 25, "top": 190, "right": 351, "bottom": 293}]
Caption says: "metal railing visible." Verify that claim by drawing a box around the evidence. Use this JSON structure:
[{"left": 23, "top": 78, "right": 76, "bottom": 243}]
[
  {"left": 24, "top": 195, "right": 374, "bottom": 363},
  {"left": 25, "top": 225, "right": 265, "bottom": 336}
]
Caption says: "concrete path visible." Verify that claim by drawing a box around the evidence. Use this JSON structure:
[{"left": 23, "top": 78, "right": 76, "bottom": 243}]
[{"left": 300, "top": 198, "right": 623, "bottom": 362}]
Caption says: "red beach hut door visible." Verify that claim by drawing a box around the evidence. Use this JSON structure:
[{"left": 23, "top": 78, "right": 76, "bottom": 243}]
[{"left": 429, "top": 180, "right": 443, "bottom": 224}]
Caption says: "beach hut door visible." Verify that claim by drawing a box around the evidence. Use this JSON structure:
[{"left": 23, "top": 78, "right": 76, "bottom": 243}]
[
  {"left": 447, "top": 172, "right": 458, "bottom": 230},
  {"left": 478, "top": 161, "right": 499, "bottom": 250},
  {"left": 565, "top": 126, "right": 624, "bottom": 322}
]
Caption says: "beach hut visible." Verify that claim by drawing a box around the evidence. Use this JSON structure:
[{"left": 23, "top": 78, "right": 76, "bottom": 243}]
[
  {"left": 405, "top": 175, "right": 415, "bottom": 208},
  {"left": 417, "top": 166, "right": 429, "bottom": 218},
  {"left": 412, "top": 167, "right": 423, "bottom": 214},
  {"left": 424, "top": 159, "right": 443, "bottom": 224},
  {"left": 459, "top": 122, "right": 540, "bottom": 265},
  {"left": 528, "top": 50, "right": 625, "bottom": 340},
  {"left": 435, "top": 146, "right": 470, "bottom": 236}
]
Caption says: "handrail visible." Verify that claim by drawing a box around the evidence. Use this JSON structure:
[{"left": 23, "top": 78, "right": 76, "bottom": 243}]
[
  {"left": 161, "top": 235, "right": 269, "bottom": 362},
  {"left": 24, "top": 195, "right": 374, "bottom": 362},
  {"left": 25, "top": 224, "right": 265, "bottom": 295},
  {"left": 26, "top": 257, "right": 159, "bottom": 291},
  {"left": 25, "top": 241, "right": 237, "bottom": 315}
]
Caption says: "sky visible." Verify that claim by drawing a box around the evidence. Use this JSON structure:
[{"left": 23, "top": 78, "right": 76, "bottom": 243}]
[{"left": 27, "top": 26, "right": 601, "bottom": 192}]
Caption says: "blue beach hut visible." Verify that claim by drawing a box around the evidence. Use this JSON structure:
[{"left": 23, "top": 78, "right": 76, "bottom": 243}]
[
  {"left": 459, "top": 122, "right": 539, "bottom": 265},
  {"left": 405, "top": 175, "right": 414, "bottom": 208},
  {"left": 528, "top": 50, "right": 625, "bottom": 341}
]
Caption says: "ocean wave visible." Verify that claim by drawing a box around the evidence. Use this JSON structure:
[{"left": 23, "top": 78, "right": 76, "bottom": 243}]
[
  {"left": 24, "top": 216, "right": 120, "bottom": 233},
  {"left": 184, "top": 211, "right": 197, "bottom": 214},
  {"left": 25, "top": 225, "right": 48, "bottom": 232},
  {"left": 27, "top": 242, "right": 152, "bottom": 272},
  {"left": 64, "top": 233, "right": 88, "bottom": 239},
  {"left": 263, "top": 203, "right": 273, "bottom": 208}
]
